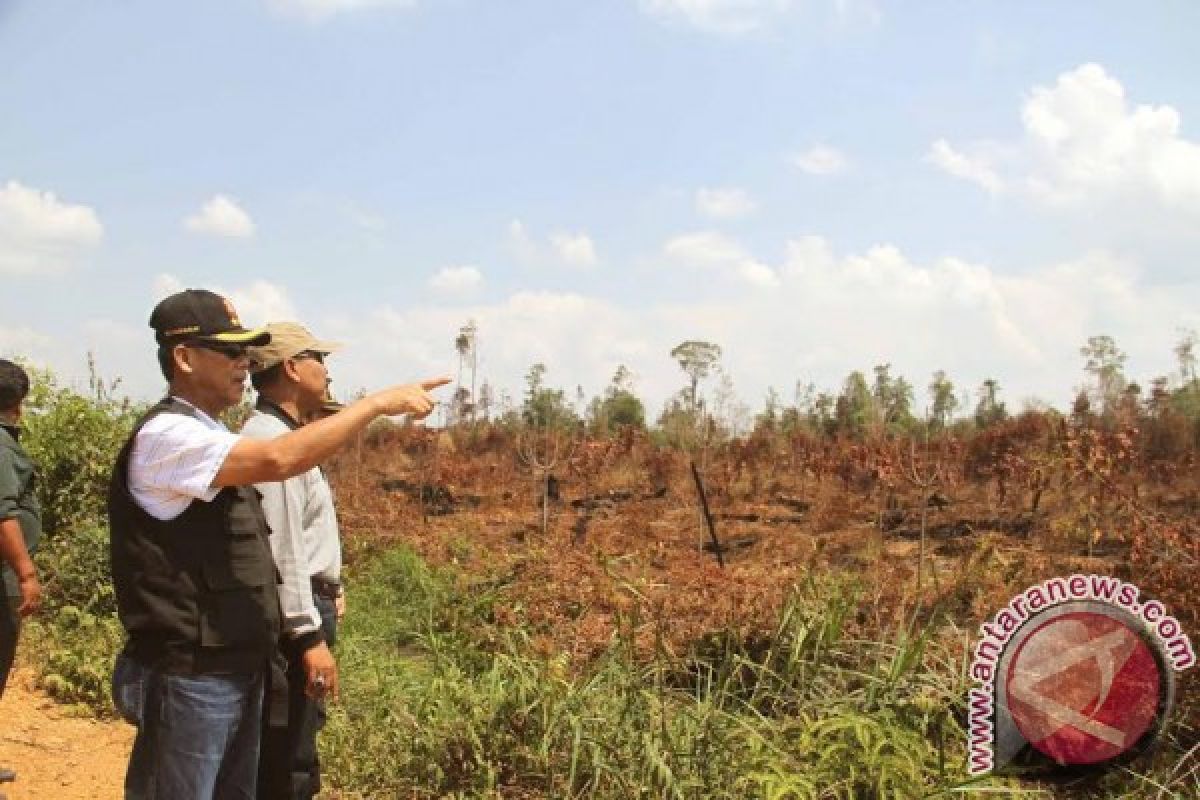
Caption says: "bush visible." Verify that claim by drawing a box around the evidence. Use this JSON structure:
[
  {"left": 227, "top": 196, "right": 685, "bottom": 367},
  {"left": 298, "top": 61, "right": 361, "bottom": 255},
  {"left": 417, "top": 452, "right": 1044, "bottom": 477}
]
[
  {"left": 21, "top": 363, "right": 142, "bottom": 535},
  {"left": 24, "top": 608, "right": 123, "bottom": 713},
  {"left": 26, "top": 522, "right": 122, "bottom": 713},
  {"left": 14, "top": 364, "right": 134, "bottom": 713},
  {"left": 34, "top": 523, "right": 116, "bottom": 616}
]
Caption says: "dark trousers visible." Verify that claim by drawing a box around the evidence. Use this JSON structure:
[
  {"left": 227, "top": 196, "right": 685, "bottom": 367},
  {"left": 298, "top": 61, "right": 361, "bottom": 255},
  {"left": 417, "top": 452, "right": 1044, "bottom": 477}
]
[
  {"left": 0, "top": 593, "right": 19, "bottom": 699},
  {"left": 257, "top": 594, "right": 337, "bottom": 800}
]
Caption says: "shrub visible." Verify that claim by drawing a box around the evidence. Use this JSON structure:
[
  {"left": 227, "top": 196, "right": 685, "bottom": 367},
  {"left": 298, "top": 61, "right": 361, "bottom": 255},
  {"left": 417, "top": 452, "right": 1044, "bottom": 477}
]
[
  {"left": 34, "top": 523, "right": 116, "bottom": 616},
  {"left": 21, "top": 362, "right": 142, "bottom": 535},
  {"left": 24, "top": 608, "right": 123, "bottom": 713},
  {"left": 14, "top": 363, "right": 134, "bottom": 713}
]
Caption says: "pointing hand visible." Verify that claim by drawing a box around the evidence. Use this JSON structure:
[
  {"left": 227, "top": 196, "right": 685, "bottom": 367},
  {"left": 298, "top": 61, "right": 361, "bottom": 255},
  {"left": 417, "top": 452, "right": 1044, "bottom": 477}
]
[{"left": 371, "top": 376, "right": 452, "bottom": 419}]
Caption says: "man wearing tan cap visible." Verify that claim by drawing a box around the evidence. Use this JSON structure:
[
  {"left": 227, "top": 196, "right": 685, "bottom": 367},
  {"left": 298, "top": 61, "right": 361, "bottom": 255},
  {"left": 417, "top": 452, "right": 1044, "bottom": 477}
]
[
  {"left": 109, "top": 290, "right": 449, "bottom": 800},
  {"left": 242, "top": 323, "right": 345, "bottom": 800}
]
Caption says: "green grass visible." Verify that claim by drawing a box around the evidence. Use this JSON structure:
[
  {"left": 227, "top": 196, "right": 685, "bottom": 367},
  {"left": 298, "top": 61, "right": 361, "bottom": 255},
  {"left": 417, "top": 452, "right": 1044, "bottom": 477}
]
[{"left": 321, "top": 547, "right": 1036, "bottom": 799}]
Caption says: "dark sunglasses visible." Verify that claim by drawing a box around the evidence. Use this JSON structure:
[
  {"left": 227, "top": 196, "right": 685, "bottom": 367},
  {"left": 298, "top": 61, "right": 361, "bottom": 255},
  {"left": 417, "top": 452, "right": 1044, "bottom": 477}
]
[
  {"left": 293, "top": 350, "right": 326, "bottom": 365},
  {"left": 186, "top": 340, "right": 249, "bottom": 360}
]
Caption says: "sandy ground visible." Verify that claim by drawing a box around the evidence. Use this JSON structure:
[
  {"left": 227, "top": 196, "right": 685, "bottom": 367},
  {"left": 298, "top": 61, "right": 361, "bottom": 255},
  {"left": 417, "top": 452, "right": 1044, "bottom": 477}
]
[{"left": 0, "top": 670, "right": 132, "bottom": 800}]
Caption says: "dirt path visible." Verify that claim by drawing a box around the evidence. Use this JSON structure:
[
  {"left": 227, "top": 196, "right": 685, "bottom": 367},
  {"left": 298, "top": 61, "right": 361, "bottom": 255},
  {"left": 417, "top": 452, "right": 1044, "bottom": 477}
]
[{"left": 0, "top": 670, "right": 131, "bottom": 800}]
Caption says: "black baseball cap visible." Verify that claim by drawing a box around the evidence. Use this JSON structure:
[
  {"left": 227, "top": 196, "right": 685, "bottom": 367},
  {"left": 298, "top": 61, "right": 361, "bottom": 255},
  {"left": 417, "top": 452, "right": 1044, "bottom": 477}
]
[{"left": 150, "top": 289, "right": 271, "bottom": 347}]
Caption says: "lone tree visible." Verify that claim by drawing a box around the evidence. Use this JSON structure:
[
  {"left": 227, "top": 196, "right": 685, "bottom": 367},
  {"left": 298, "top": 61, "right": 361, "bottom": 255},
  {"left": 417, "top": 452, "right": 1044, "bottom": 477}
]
[
  {"left": 453, "top": 319, "right": 478, "bottom": 422},
  {"left": 1080, "top": 334, "right": 1127, "bottom": 415},
  {"left": 1175, "top": 328, "right": 1197, "bottom": 388},
  {"left": 521, "top": 362, "right": 577, "bottom": 430},
  {"left": 974, "top": 378, "right": 1007, "bottom": 428},
  {"left": 928, "top": 370, "right": 958, "bottom": 430},
  {"left": 836, "top": 370, "right": 874, "bottom": 437},
  {"left": 670, "top": 340, "right": 722, "bottom": 415},
  {"left": 588, "top": 364, "right": 645, "bottom": 432},
  {"left": 870, "top": 363, "right": 915, "bottom": 434}
]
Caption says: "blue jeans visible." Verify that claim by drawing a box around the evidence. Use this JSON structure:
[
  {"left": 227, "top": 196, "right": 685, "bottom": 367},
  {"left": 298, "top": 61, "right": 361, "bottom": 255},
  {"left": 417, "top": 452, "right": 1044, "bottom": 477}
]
[{"left": 114, "top": 654, "right": 264, "bottom": 800}]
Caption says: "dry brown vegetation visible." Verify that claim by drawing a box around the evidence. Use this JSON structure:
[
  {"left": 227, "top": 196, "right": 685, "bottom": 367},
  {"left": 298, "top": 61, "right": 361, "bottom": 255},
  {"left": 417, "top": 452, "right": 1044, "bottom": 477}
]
[{"left": 327, "top": 411, "right": 1199, "bottom": 702}]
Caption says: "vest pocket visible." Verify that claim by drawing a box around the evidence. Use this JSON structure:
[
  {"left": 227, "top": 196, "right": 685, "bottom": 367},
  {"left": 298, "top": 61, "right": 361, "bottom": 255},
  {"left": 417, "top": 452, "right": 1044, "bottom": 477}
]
[
  {"left": 202, "top": 534, "right": 271, "bottom": 590},
  {"left": 212, "top": 489, "right": 274, "bottom": 589},
  {"left": 197, "top": 534, "right": 273, "bottom": 649},
  {"left": 197, "top": 580, "right": 272, "bottom": 649},
  {"left": 195, "top": 488, "right": 276, "bottom": 649}
]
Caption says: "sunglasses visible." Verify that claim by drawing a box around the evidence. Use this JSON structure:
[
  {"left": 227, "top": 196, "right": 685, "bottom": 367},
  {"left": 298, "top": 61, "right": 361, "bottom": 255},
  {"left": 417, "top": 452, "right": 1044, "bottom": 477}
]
[
  {"left": 293, "top": 350, "right": 326, "bottom": 365},
  {"left": 186, "top": 340, "right": 249, "bottom": 360}
]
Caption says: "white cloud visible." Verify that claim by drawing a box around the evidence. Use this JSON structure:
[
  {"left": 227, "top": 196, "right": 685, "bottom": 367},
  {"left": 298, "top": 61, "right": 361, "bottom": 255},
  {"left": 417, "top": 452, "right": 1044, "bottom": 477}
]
[
  {"left": 934, "top": 63, "right": 1200, "bottom": 215},
  {"left": 663, "top": 231, "right": 779, "bottom": 286},
  {"left": 549, "top": 231, "right": 598, "bottom": 267},
  {"left": 0, "top": 180, "right": 103, "bottom": 275},
  {"left": 268, "top": 0, "right": 416, "bottom": 22},
  {"left": 228, "top": 280, "right": 296, "bottom": 325},
  {"left": 695, "top": 187, "right": 757, "bottom": 219},
  {"left": 428, "top": 265, "right": 483, "bottom": 294},
  {"left": 664, "top": 230, "right": 749, "bottom": 266},
  {"left": 152, "top": 273, "right": 185, "bottom": 299},
  {"left": 152, "top": 273, "right": 295, "bottom": 327},
  {"left": 30, "top": 215, "right": 1199, "bottom": 428},
  {"left": 0, "top": 324, "right": 54, "bottom": 356},
  {"left": 638, "top": 0, "right": 881, "bottom": 35},
  {"left": 639, "top": 0, "right": 795, "bottom": 35},
  {"left": 1023, "top": 63, "right": 1200, "bottom": 210},
  {"left": 736, "top": 260, "right": 779, "bottom": 287},
  {"left": 831, "top": 0, "right": 882, "bottom": 29},
  {"left": 318, "top": 290, "right": 656, "bottom": 414},
  {"left": 508, "top": 219, "right": 599, "bottom": 268},
  {"left": 184, "top": 194, "right": 256, "bottom": 239},
  {"left": 650, "top": 233, "right": 1200, "bottom": 414},
  {"left": 778, "top": 238, "right": 1039, "bottom": 363},
  {"left": 926, "top": 139, "right": 1004, "bottom": 194},
  {"left": 508, "top": 219, "right": 538, "bottom": 264},
  {"left": 790, "top": 145, "right": 848, "bottom": 175},
  {"left": 767, "top": 239, "right": 1200, "bottom": 411},
  {"left": 46, "top": 233, "right": 1200, "bottom": 425}
]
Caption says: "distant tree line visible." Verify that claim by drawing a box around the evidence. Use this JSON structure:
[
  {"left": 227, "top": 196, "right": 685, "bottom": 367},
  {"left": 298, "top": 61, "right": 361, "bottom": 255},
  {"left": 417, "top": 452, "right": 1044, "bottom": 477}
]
[{"left": 443, "top": 323, "right": 1200, "bottom": 452}]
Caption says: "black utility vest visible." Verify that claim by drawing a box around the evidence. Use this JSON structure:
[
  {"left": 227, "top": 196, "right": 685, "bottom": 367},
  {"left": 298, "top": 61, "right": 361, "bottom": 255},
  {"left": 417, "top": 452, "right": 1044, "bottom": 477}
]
[{"left": 108, "top": 397, "right": 281, "bottom": 673}]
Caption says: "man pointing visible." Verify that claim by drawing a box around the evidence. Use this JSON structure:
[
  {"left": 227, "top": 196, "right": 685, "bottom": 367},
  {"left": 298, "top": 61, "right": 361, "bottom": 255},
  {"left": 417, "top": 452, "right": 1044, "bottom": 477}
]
[{"left": 108, "top": 288, "right": 448, "bottom": 800}]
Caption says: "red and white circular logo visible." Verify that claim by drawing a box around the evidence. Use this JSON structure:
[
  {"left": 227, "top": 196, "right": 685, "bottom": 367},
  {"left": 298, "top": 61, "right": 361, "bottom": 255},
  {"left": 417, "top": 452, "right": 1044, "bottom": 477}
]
[{"left": 1005, "top": 610, "right": 1163, "bottom": 765}]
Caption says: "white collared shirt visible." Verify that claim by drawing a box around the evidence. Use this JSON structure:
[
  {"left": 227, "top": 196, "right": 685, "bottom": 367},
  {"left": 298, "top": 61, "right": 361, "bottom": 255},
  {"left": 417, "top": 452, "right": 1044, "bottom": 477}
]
[
  {"left": 240, "top": 409, "right": 342, "bottom": 639},
  {"left": 127, "top": 397, "right": 240, "bottom": 521}
]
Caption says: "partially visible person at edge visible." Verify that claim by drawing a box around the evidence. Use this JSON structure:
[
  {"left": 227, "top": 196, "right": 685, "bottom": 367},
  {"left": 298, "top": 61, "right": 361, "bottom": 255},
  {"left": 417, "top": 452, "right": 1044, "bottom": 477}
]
[
  {"left": 108, "top": 289, "right": 449, "bottom": 800},
  {"left": 241, "top": 322, "right": 346, "bottom": 800},
  {"left": 0, "top": 359, "right": 42, "bottom": 794}
]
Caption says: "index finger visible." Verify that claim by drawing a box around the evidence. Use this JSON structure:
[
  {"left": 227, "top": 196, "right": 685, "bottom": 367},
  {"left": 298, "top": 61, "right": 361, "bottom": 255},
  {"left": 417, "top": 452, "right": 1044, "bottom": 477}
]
[{"left": 420, "top": 376, "right": 453, "bottom": 391}]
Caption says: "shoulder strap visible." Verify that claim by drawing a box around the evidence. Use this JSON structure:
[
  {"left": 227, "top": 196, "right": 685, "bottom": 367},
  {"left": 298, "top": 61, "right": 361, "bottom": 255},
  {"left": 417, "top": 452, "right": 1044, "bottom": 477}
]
[{"left": 254, "top": 399, "right": 300, "bottom": 431}]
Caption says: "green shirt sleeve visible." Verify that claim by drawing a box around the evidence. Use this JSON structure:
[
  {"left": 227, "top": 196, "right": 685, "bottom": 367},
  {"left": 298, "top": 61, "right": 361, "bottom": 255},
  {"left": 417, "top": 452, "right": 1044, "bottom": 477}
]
[{"left": 0, "top": 447, "right": 20, "bottom": 520}]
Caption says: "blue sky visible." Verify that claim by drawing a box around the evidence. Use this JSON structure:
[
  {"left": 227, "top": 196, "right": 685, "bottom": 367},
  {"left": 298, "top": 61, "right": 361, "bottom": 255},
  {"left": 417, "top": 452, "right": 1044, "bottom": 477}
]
[{"left": 3, "top": 0, "right": 1200, "bottom": 420}]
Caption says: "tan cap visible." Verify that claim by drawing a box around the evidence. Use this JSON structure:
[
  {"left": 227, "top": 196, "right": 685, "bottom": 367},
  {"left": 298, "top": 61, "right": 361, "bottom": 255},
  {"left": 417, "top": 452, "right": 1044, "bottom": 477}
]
[{"left": 248, "top": 321, "right": 342, "bottom": 373}]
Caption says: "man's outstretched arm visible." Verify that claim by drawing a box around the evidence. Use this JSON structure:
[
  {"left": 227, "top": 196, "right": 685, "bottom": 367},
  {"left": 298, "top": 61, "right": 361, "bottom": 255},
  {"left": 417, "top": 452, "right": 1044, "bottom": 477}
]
[{"left": 214, "top": 377, "right": 450, "bottom": 487}]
